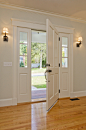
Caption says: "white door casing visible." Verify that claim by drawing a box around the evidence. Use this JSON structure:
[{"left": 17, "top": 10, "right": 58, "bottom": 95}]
[
  {"left": 18, "top": 27, "right": 31, "bottom": 103},
  {"left": 59, "top": 33, "right": 70, "bottom": 98},
  {"left": 12, "top": 19, "right": 73, "bottom": 105},
  {"left": 46, "top": 19, "right": 59, "bottom": 111}
]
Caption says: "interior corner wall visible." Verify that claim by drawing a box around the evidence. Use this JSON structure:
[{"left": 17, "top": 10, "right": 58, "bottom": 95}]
[{"left": 0, "top": 7, "right": 86, "bottom": 101}]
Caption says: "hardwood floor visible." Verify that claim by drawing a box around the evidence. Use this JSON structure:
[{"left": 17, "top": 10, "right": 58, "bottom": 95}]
[{"left": 0, "top": 97, "right": 86, "bottom": 130}]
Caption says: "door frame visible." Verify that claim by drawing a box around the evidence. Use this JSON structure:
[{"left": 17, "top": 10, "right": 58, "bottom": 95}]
[{"left": 12, "top": 18, "right": 74, "bottom": 105}]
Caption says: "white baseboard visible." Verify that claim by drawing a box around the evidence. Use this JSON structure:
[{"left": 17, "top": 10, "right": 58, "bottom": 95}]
[
  {"left": 0, "top": 98, "right": 12, "bottom": 107},
  {"left": 12, "top": 98, "right": 17, "bottom": 105},
  {"left": 70, "top": 91, "right": 86, "bottom": 98},
  {"left": 0, "top": 98, "right": 17, "bottom": 107},
  {"left": 0, "top": 91, "right": 86, "bottom": 107}
]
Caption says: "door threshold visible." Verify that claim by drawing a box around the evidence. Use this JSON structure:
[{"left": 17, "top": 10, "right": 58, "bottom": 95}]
[
  {"left": 32, "top": 98, "right": 46, "bottom": 103},
  {"left": 17, "top": 98, "right": 46, "bottom": 105}
]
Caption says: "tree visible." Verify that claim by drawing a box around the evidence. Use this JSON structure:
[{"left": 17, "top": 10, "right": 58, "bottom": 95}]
[
  {"left": 20, "top": 44, "right": 27, "bottom": 67},
  {"left": 62, "top": 47, "right": 65, "bottom": 67},
  {"left": 20, "top": 44, "right": 27, "bottom": 55},
  {"left": 20, "top": 61, "right": 24, "bottom": 67},
  {"left": 31, "top": 42, "right": 46, "bottom": 68}
]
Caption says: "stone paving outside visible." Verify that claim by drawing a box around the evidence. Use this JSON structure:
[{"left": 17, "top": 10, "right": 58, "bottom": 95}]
[
  {"left": 31, "top": 72, "right": 46, "bottom": 99},
  {"left": 31, "top": 86, "right": 46, "bottom": 99}
]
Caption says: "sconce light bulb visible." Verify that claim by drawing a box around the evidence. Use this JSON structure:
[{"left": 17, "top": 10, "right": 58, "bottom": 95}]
[
  {"left": 78, "top": 37, "right": 82, "bottom": 42},
  {"left": 3, "top": 28, "right": 8, "bottom": 34}
]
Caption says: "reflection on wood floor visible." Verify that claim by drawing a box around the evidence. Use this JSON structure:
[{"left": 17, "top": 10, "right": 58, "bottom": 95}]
[{"left": 0, "top": 97, "right": 86, "bottom": 130}]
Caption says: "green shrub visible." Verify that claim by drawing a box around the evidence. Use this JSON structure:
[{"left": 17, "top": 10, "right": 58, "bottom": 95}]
[
  {"left": 42, "top": 59, "right": 46, "bottom": 67},
  {"left": 20, "top": 61, "right": 24, "bottom": 67}
]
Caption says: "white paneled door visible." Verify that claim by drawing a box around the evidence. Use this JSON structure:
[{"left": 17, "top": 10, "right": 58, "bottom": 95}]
[
  {"left": 46, "top": 19, "right": 59, "bottom": 111},
  {"left": 59, "top": 33, "right": 70, "bottom": 98},
  {"left": 18, "top": 28, "right": 31, "bottom": 103}
]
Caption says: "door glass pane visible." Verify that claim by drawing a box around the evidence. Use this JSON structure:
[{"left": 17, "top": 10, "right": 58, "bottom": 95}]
[
  {"left": 62, "top": 47, "right": 68, "bottom": 57},
  {"left": 20, "top": 56, "right": 27, "bottom": 67},
  {"left": 62, "top": 58, "right": 68, "bottom": 68},
  {"left": 62, "top": 37, "right": 68, "bottom": 47},
  {"left": 20, "top": 32, "right": 27, "bottom": 43},
  {"left": 20, "top": 44, "right": 27, "bottom": 55}
]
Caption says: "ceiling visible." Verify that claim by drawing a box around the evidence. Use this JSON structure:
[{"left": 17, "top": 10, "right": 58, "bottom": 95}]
[{"left": 0, "top": 0, "right": 86, "bottom": 21}]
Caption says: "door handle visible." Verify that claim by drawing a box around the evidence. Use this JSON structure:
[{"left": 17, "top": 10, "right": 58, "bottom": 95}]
[
  {"left": 45, "top": 70, "right": 47, "bottom": 80},
  {"left": 45, "top": 81, "right": 50, "bottom": 82},
  {"left": 45, "top": 70, "right": 52, "bottom": 82},
  {"left": 46, "top": 70, "right": 52, "bottom": 72},
  {"left": 45, "top": 70, "right": 52, "bottom": 80},
  {"left": 46, "top": 64, "right": 50, "bottom": 67}
]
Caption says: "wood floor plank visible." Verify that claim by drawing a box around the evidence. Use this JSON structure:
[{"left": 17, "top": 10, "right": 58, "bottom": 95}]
[{"left": 0, "top": 97, "right": 86, "bottom": 130}]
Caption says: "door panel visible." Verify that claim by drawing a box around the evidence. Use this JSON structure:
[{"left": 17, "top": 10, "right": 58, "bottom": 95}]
[
  {"left": 54, "top": 74, "right": 59, "bottom": 95},
  {"left": 62, "top": 72, "right": 68, "bottom": 90},
  {"left": 46, "top": 19, "right": 59, "bottom": 111},
  {"left": 59, "top": 33, "right": 70, "bottom": 98},
  {"left": 19, "top": 74, "right": 27, "bottom": 94},
  {"left": 18, "top": 27, "right": 31, "bottom": 103}
]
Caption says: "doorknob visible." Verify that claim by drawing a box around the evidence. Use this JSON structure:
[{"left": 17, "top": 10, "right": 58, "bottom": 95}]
[
  {"left": 46, "top": 70, "right": 52, "bottom": 72},
  {"left": 45, "top": 70, "right": 52, "bottom": 82},
  {"left": 45, "top": 70, "right": 47, "bottom": 80},
  {"left": 46, "top": 64, "right": 50, "bottom": 67},
  {"left": 45, "top": 70, "right": 52, "bottom": 80}
]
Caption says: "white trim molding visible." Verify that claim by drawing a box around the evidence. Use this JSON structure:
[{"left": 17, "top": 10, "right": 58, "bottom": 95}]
[
  {"left": 0, "top": 98, "right": 17, "bottom": 107},
  {"left": 0, "top": 99, "right": 12, "bottom": 107},
  {"left": 11, "top": 18, "right": 74, "bottom": 34},
  {"left": 70, "top": 91, "right": 86, "bottom": 98},
  {"left": 12, "top": 98, "right": 17, "bottom": 105},
  {"left": 0, "top": 3, "right": 86, "bottom": 24},
  {"left": 13, "top": 26, "right": 18, "bottom": 106},
  {"left": 11, "top": 18, "right": 46, "bottom": 31}
]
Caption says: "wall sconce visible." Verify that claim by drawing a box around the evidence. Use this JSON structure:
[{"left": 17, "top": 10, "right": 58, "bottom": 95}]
[
  {"left": 76, "top": 37, "right": 82, "bottom": 47},
  {"left": 3, "top": 28, "right": 8, "bottom": 42}
]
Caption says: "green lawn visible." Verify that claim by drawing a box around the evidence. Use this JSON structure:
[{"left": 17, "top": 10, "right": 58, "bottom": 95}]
[
  {"left": 31, "top": 68, "right": 46, "bottom": 73},
  {"left": 34, "top": 84, "right": 46, "bottom": 88},
  {"left": 32, "top": 76, "right": 46, "bottom": 88}
]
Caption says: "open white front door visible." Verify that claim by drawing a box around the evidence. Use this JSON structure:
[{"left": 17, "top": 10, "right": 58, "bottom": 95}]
[
  {"left": 46, "top": 19, "right": 59, "bottom": 111},
  {"left": 18, "top": 27, "right": 31, "bottom": 103}
]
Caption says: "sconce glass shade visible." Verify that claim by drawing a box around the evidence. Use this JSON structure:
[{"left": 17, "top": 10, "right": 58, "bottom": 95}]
[
  {"left": 78, "top": 37, "right": 82, "bottom": 42},
  {"left": 3, "top": 28, "right": 8, "bottom": 33}
]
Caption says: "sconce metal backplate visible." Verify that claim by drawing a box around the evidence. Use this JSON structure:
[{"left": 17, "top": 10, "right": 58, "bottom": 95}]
[
  {"left": 76, "top": 41, "right": 81, "bottom": 47},
  {"left": 3, "top": 36, "right": 8, "bottom": 42},
  {"left": 76, "top": 44, "right": 80, "bottom": 47}
]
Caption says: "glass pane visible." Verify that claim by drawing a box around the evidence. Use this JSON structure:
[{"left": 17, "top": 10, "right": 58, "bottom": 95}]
[
  {"left": 20, "top": 32, "right": 27, "bottom": 43},
  {"left": 20, "top": 56, "right": 27, "bottom": 67},
  {"left": 20, "top": 44, "right": 27, "bottom": 55},
  {"left": 62, "top": 37, "right": 68, "bottom": 47},
  {"left": 62, "top": 58, "right": 68, "bottom": 68},
  {"left": 62, "top": 47, "right": 68, "bottom": 57}
]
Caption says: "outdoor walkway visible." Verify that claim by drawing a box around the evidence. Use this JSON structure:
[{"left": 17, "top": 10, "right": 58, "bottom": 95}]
[
  {"left": 31, "top": 72, "right": 46, "bottom": 99},
  {"left": 32, "top": 89, "right": 46, "bottom": 99},
  {"left": 31, "top": 86, "right": 46, "bottom": 99},
  {"left": 32, "top": 73, "right": 45, "bottom": 77}
]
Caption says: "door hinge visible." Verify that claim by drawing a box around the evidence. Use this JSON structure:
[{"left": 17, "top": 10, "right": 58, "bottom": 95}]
[
  {"left": 59, "top": 63, "right": 60, "bottom": 67},
  {"left": 59, "top": 89, "right": 60, "bottom": 93},
  {"left": 59, "top": 37, "right": 60, "bottom": 41}
]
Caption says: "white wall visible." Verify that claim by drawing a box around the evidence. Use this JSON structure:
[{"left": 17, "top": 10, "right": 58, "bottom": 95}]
[{"left": 0, "top": 6, "right": 86, "bottom": 101}]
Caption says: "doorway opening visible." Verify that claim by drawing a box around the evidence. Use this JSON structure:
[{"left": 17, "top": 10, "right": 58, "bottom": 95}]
[{"left": 31, "top": 30, "right": 46, "bottom": 101}]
